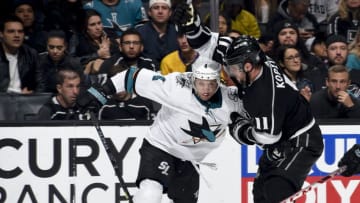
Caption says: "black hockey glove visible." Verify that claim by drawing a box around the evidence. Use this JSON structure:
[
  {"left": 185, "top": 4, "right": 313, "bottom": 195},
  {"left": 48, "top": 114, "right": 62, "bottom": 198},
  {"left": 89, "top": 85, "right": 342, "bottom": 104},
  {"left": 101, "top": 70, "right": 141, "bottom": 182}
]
[
  {"left": 77, "top": 80, "right": 116, "bottom": 112},
  {"left": 137, "top": 57, "right": 157, "bottom": 71},
  {"left": 172, "top": 2, "right": 201, "bottom": 33},
  {"left": 263, "top": 142, "right": 292, "bottom": 162},
  {"left": 229, "top": 112, "right": 256, "bottom": 145},
  {"left": 338, "top": 144, "right": 360, "bottom": 177},
  {"left": 171, "top": 2, "right": 193, "bottom": 25}
]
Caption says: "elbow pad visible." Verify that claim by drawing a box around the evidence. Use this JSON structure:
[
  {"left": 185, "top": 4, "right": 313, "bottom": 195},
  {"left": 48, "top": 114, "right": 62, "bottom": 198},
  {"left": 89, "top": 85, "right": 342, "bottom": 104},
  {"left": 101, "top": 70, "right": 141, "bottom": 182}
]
[
  {"left": 231, "top": 123, "right": 256, "bottom": 145},
  {"left": 229, "top": 112, "right": 256, "bottom": 145}
]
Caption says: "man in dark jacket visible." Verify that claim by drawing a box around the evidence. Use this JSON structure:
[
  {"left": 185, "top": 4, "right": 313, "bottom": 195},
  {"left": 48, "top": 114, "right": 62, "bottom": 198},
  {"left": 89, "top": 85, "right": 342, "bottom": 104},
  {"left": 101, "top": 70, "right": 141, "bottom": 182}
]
[
  {"left": 0, "top": 15, "right": 44, "bottom": 93},
  {"left": 266, "top": 0, "right": 319, "bottom": 41},
  {"left": 39, "top": 30, "right": 83, "bottom": 93},
  {"left": 37, "top": 68, "right": 89, "bottom": 120},
  {"left": 310, "top": 65, "right": 360, "bottom": 118}
]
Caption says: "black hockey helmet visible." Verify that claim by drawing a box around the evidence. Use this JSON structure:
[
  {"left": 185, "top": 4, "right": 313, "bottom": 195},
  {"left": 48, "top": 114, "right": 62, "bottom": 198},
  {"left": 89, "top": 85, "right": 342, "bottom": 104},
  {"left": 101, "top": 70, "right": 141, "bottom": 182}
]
[
  {"left": 224, "top": 35, "right": 263, "bottom": 97},
  {"left": 225, "top": 35, "right": 262, "bottom": 69}
]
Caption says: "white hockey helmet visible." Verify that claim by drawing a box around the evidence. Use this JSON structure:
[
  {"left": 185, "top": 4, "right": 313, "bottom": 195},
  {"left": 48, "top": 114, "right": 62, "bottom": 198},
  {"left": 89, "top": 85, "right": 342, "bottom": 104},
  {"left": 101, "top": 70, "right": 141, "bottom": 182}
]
[{"left": 191, "top": 57, "right": 221, "bottom": 85}]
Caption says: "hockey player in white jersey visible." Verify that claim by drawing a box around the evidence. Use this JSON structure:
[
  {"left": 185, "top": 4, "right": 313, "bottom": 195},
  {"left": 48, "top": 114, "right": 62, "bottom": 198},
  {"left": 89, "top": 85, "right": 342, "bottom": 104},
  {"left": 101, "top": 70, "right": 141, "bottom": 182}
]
[
  {"left": 171, "top": 2, "right": 325, "bottom": 202},
  {"left": 77, "top": 57, "right": 249, "bottom": 203}
]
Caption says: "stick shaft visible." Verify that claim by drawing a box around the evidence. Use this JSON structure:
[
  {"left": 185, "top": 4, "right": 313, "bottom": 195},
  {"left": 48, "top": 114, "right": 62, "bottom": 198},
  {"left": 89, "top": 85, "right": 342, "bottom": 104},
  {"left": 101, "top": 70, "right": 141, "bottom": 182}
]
[
  {"left": 90, "top": 112, "right": 133, "bottom": 202},
  {"left": 280, "top": 166, "right": 347, "bottom": 203}
]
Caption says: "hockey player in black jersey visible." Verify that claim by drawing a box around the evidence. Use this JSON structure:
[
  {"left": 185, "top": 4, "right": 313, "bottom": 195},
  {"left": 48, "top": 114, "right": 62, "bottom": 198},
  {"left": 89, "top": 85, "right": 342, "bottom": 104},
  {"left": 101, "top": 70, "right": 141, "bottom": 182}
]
[
  {"left": 225, "top": 36, "right": 324, "bottom": 203},
  {"left": 172, "top": 3, "right": 324, "bottom": 202}
]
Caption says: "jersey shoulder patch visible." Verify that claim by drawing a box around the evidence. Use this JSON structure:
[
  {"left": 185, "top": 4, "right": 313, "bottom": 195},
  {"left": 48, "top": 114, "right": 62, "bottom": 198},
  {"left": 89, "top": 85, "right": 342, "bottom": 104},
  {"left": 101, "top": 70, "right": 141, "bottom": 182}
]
[{"left": 175, "top": 73, "right": 192, "bottom": 89}]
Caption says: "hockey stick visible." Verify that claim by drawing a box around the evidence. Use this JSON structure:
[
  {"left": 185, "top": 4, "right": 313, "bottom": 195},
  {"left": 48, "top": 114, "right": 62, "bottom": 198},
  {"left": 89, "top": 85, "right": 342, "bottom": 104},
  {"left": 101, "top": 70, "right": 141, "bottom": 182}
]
[
  {"left": 89, "top": 111, "right": 133, "bottom": 203},
  {"left": 280, "top": 165, "right": 347, "bottom": 203}
]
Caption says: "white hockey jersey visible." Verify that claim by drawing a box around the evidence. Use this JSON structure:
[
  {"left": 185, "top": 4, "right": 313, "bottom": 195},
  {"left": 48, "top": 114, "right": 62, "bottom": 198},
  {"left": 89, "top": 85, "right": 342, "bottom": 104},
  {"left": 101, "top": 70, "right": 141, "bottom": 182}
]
[{"left": 111, "top": 68, "right": 245, "bottom": 162}]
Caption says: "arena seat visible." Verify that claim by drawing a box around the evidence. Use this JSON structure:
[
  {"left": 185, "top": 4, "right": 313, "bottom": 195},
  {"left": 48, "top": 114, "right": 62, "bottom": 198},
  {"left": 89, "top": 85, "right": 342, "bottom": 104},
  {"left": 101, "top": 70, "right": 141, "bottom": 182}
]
[{"left": 0, "top": 93, "right": 53, "bottom": 121}]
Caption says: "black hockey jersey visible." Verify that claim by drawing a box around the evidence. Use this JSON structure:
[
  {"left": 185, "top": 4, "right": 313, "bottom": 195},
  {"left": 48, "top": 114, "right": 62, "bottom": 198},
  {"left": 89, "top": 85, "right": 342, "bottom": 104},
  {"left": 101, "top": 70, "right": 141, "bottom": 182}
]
[{"left": 243, "top": 60, "right": 315, "bottom": 144}]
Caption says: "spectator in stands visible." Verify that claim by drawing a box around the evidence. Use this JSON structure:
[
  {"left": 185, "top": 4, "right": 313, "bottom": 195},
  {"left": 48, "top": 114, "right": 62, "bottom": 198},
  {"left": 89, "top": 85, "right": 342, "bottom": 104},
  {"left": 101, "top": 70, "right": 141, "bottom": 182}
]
[
  {"left": 276, "top": 45, "right": 314, "bottom": 101},
  {"left": 94, "top": 28, "right": 158, "bottom": 118},
  {"left": 307, "top": 32, "right": 328, "bottom": 63},
  {"left": 40, "top": 30, "right": 83, "bottom": 93},
  {"left": 267, "top": 0, "right": 319, "bottom": 42},
  {"left": 13, "top": 0, "right": 47, "bottom": 53},
  {"left": 327, "top": 0, "right": 360, "bottom": 43},
  {"left": 346, "top": 29, "right": 360, "bottom": 71},
  {"left": 270, "top": 20, "right": 327, "bottom": 91},
  {"left": 258, "top": 33, "right": 274, "bottom": 55},
  {"left": 326, "top": 34, "right": 349, "bottom": 67},
  {"left": 37, "top": 68, "right": 90, "bottom": 120},
  {"left": 254, "top": 0, "right": 278, "bottom": 24},
  {"left": 270, "top": 20, "right": 325, "bottom": 71},
  {"left": 308, "top": 0, "right": 338, "bottom": 28},
  {"left": 70, "top": 9, "right": 120, "bottom": 76},
  {"left": 310, "top": 65, "right": 360, "bottom": 118},
  {"left": 0, "top": 15, "right": 44, "bottom": 94},
  {"left": 223, "top": 0, "right": 261, "bottom": 39},
  {"left": 203, "top": 11, "right": 231, "bottom": 36},
  {"left": 304, "top": 34, "right": 350, "bottom": 92},
  {"left": 97, "top": 28, "right": 157, "bottom": 75},
  {"left": 83, "top": 0, "right": 148, "bottom": 39},
  {"left": 136, "top": 0, "right": 178, "bottom": 69},
  {"left": 42, "top": 0, "right": 84, "bottom": 45},
  {"left": 98, "top": 63, "right": 156, "bottom": 120},
  {"left": 160, "top": 32, "right": 199, "bottom": 75}
]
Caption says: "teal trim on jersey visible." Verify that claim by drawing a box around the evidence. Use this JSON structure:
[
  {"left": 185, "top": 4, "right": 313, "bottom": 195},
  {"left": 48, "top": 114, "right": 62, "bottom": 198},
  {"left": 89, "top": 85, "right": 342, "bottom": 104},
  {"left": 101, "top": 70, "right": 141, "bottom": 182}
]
[
  {"left": 193, "top": 89, "right": 222, "bottom": 111},
  {"left": 201, "top": 129, "right": 216, "bottom": 142},
  {"left": 87, "top": 87, "right": 107, "bottom": 105},
  {"left": 126, "top": 67, "right": 137, "bottom": 94}
]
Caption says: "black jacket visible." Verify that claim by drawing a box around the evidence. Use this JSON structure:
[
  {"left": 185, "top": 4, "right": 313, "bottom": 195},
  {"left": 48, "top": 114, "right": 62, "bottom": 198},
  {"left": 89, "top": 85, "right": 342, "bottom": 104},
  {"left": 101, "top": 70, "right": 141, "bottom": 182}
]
[
  {"left": 0, "top": 44, "right": 45, "bottom": 92},
  {"left": 37, "top": 96, "right": 90, "bottom": 120},
  {"left": 310, "top": 88, "right": 360, "bottom": 119},
  {"left": 39, "top": 53, "right": 82, "bottom": 93}
]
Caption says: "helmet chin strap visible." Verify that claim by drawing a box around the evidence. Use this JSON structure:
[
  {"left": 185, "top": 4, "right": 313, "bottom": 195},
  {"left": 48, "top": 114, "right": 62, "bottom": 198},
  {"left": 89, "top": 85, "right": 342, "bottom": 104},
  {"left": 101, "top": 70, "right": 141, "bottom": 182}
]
[
  {"left": 230, "top": 63, "right": 254, "bottom": 99},
  {"left": 230, "top": 76, "right": 245, "bottom": 99}
]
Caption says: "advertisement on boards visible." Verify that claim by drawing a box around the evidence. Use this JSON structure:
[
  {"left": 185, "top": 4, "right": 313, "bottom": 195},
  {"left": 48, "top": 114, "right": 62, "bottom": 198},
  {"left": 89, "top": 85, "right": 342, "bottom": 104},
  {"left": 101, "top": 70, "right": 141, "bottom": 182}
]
[
  {"left": 241, "top": 125, "right": 360, "bottom": 203},
  {"left": 0, "top": 124, "right": 359, "bottom": 202},
  {"left": 0, "top": 126, "right": 240, "bottom": 203}
]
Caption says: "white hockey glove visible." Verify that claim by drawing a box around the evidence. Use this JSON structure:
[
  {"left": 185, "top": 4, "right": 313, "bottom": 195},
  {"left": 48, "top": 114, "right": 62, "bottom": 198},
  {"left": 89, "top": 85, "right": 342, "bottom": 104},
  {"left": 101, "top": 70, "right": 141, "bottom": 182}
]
[{"left": 229, "top": 112, "right": 256, "bottom": 145}]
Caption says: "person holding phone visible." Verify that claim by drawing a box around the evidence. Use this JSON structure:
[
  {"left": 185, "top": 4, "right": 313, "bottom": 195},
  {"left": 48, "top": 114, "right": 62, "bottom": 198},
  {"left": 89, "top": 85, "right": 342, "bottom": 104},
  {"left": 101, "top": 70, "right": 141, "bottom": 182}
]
[{"left": 310, "top": 64, "right": 360, "bottom": 118}]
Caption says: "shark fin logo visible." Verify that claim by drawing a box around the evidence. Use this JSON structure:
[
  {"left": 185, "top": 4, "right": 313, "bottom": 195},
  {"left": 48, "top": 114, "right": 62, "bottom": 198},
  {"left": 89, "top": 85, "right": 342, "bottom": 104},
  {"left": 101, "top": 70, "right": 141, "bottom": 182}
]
[{"left": 181, "top": 117, "right": 221, "bottom": 143}]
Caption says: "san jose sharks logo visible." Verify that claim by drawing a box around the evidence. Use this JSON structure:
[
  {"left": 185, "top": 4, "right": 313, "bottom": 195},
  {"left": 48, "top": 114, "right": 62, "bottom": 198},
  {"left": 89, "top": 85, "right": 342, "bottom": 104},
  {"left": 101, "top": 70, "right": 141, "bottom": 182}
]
[
  {"left": 181, "top": 117, "right": 222, "bottom": 143},
  {"left": 105, "top": 19, "right": 131, "bottom": 33}
]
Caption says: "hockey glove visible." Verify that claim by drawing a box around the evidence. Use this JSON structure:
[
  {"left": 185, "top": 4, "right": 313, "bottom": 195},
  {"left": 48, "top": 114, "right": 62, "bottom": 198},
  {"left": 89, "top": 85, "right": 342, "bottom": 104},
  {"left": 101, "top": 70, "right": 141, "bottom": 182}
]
[
  {"left": 172, "top": 2, "right": 193, "bottom": 25},
  {"left": 172, "top": 3, "right": 201, "bottom": 33},
  {"left": 229, "top": 112, "right": 256, "bottom": 145},
  {"left": 264, "top": 142, "right": 291, "bottom": 162},
  {"left": 77, "top": 80, "right": 116, "bottom": 112},
  {"left": 338, "top": 144, "right": 360, "bottom": 177}
]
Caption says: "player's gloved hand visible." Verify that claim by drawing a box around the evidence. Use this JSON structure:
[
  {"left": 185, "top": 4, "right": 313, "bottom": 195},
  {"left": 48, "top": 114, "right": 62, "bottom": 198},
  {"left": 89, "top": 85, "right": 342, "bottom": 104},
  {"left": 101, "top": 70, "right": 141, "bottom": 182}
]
[
  {"left": 229, "top": 112, "right": 255, "bottom": 145},
  {"left": 172, "top": 2, "right": 201, "bottom": 33},
  {"left": 264, "top": 142, "right": 291, "bottom": 162},
  {"left": 338, "top": 144, "right": 360, "bottom": 177},
  {"left": 137, "top": 57, "right": 156, "bottom": 71},
  {"left": 77, "top": 80, "right": 116, "bottom": 113},
  {"left": 77, "top": 87, "right": 108, "bottom": 113},
  {"left": 171, "top": 2, "right": 193, "bottom": 25}
]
